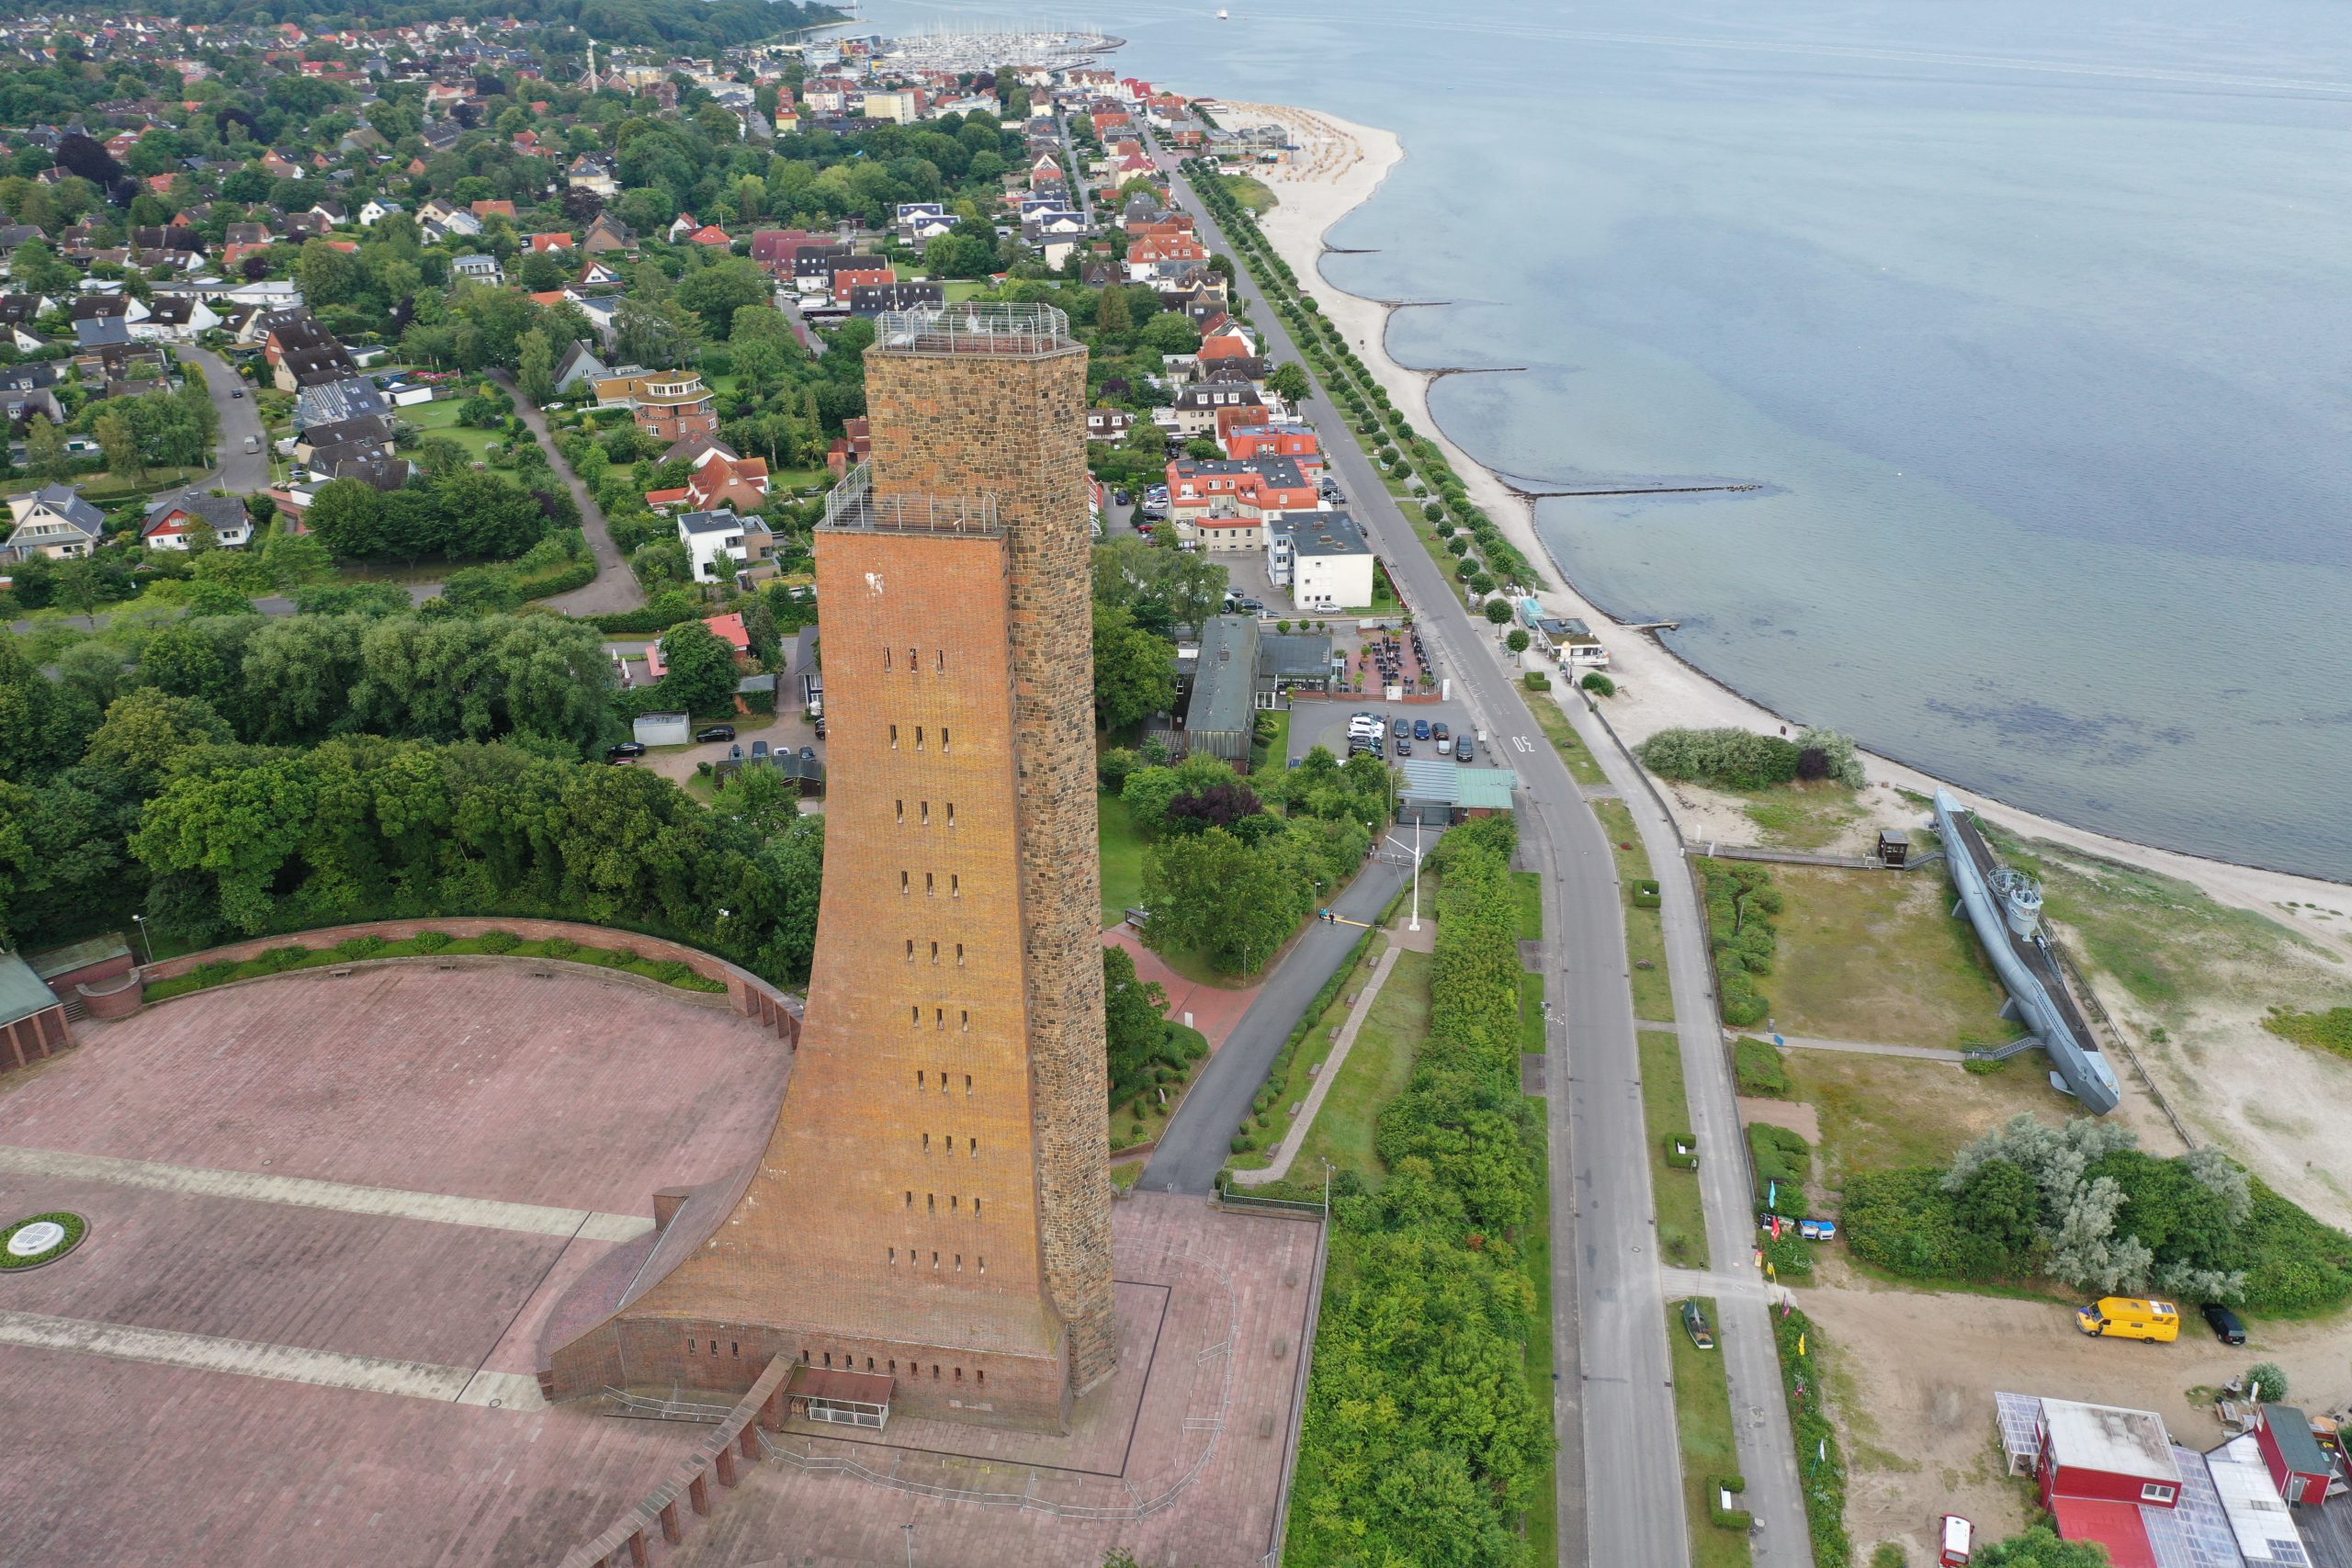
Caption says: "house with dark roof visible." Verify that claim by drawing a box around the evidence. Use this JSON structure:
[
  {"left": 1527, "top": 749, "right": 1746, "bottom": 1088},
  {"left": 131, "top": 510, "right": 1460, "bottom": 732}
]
[
  {"left": 4, "top": 483, "right": 107, "bottom": 559},
  {"left": 141, "top": 491, "right": 253, "bottom": 551}
]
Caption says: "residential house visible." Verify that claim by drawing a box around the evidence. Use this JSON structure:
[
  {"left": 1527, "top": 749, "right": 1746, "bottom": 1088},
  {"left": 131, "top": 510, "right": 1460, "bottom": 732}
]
[
  {"left": 567, "top": 156, "right": 618, "bottom": 197},
  {"left": 582, "top": 211, "right": 636, "bottom": 254},
  {"left": 846, "top": 280, "right": 943, "bottom": 316},
  {"left": 645, "top": 447, "right": 770, "bottom": 514},
  {"left": 1086, "top": 407, "right": 1136, "bottom": 442},
  {"left": 451, "top": 254, "right": 502, "bottom": 284},
  {"left": 1163, "top": 455, "right": 1321, "bottom": 550},
  {"left": 1224, "top": 421, "right": 1321, "bottom": 473},
  {"left": 676, "top": 506, "right": 773, "bottom": 583},
  {"left": 1271, "top": 509, "right": 1372, "bottom": 612},
  {"left": 550, "top": 339, "right": 609, "bottom": 396},
  {"left": 525, "top": 231, "right": 573, "bottom": 254},
  {"left": 130, "top": 295, "right": 220, "bottom": 343},
  {"left": 0, "top": 363, "right": 64, "bottom": 429},
  {"left": 1160, "top": 382, "right": 1267, "bottom": 440},
  {"left": 4, "top": 484, "right": 106, "bottom": 560},
  {"left": 358, "top": 197, "right": 404, "bottom": 225},
  {"left": 594, "top": 369, "right": 718, "bottom": 443},
  {"left": 140, "top": 491, "right": 252, "bottom": 551}
]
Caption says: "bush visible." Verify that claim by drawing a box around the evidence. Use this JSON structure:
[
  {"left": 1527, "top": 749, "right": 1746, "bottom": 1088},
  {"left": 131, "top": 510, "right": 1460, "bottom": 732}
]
[
  {"left": 1749, "top": 1124, "right": 1811, "bottom": 1216},
  {"left": 259, "top": 945, "right": 314, "bottom": 972},
  {"left": 1581, "top": 671, "right": 1616, "bottom": 696},
  {"left": 1735, "top": 1037, "right": 1791, "bottom": 1097},
  {"left": 476, "top": 930, "right": 521, "bottom": 954},
  {"left": 2245, "top": 1361, "right": 2289, "bottom": 1402},
  {"left": 1639, "top": 727, "right": 1805, "bottom": 790},
  {"left": 333, "top": 935, "right": 388, "bottom": 960},
  {"left": 192, "top": 960, "right": 239, "bottom": 987},
  {"left": 542, "top": 937, "right": 580, "bottom": 960},
  {"left": 1664, "top": 1132, "right": 1699, "bottom": 1171},
  {"left": 1523, "top": 671, "right": 1551, "bottom": 691},
  {"left": 1700, "top": 859, "right": 1780, "bottom": 1025},
  {"left": 412, "top": 931, "right": 452, "bottom": 953},
  {"left": 1777, "top": 1310, "right": 1853, "bottom": 1568},
  {"left": 1632, "top": 878, "right": 1661, "bottom": 908},
  {"left": 1708, "top": 1474, "right": 1754, "bottom": 1532}
]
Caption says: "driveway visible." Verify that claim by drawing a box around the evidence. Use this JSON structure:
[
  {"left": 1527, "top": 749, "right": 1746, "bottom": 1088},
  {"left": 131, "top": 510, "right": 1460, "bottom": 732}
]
[
  {"left": 489, "top": 370, "right": 643, "bottom": 615},
  {"left": 1138, "top": 849, "right": 1412, "bottom": 1195},
  {"left": 178, "top": 344, "right": 270, "bottom": 495}
]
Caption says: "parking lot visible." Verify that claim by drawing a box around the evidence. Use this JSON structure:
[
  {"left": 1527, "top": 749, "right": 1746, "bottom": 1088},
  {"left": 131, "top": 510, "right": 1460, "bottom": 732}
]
[{"left": 1285, "top": 696, "right": 1489, "bottom": 768}]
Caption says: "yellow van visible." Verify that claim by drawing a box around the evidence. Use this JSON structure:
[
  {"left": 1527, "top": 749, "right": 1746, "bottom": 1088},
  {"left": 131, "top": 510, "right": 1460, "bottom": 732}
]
[{"left": 2075, "top": 1297, "right": 2180, "bottom": 1342}]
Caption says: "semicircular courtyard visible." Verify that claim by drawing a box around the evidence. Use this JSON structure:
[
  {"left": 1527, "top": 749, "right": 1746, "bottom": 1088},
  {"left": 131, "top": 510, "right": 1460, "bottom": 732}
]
[{"left": 0, "top": 962, "right": 1317, "bottom": 1568}]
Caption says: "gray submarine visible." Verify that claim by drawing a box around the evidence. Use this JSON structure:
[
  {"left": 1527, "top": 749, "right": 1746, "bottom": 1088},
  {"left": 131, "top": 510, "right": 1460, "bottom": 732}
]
[{"left": 1932, "top": 788, "right": 2121, "bottom": 1113}]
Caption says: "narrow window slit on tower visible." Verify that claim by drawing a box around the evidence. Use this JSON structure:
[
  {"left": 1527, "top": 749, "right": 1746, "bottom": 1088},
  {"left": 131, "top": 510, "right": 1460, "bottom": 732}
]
[{"left": 889, "top": 724, "right": 899, "bottom": 747}]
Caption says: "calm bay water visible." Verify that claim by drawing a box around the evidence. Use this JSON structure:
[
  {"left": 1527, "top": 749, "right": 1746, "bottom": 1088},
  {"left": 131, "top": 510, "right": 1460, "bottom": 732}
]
[{"left": 861, "top": 0, "right": 2352, "bottom": 877}]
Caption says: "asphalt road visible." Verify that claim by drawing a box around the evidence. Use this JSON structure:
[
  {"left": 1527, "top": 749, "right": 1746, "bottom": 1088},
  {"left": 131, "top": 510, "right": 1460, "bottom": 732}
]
[
  {"left": 1139, "top": 849, "right": 1414, "bottom": 1195},
  {"left": 491, "top": 370, "right": 643, "bottom": 615},
  {"left": 1162, "top": 147, "right": 1707, "bottom": 1568},
  {"left": 179, "top": 344, "right": 270, "bottom": 495}
]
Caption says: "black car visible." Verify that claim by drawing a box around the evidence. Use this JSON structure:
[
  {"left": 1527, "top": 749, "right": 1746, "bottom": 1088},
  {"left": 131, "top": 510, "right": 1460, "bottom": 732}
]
[
  {"left": 1453, "top": 735, "right": 1474, "bottom": 761},
  {"left": 231, "top": 389, "right": 245, "bottom": 399},
  {"left": 798, "top": 745, "right": 817, "bottom": 760},
  {"left": 750, "top": 739, "right": 770, "bottom": 760},
  {"left": 1114, "top": 488, "right": 1132, "bottom": 506},
  {"left": 2201, "top": 1303, "right": 2246, "bottom": 1345},
  {"left": 695, "top": 724, "right": 736, "bottom": 743},
  {"left": 605, "top": 741, "right": 645, "bottom": 763}
]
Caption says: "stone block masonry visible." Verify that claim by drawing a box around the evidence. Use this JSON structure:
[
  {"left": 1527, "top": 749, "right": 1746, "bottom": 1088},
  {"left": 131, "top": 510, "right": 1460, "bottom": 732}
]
[{"left": 546, "top": 307, "right": 1117, "bottom": 1426}]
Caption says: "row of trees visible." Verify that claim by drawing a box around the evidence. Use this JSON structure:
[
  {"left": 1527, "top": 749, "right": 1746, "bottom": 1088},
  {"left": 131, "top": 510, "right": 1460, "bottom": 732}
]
[
  {"left": 1285, "top": 819, "right": 1552, "bottom": 1567},
  {"left": 302, "top": 467, "right": 570, "bottom": 565}
]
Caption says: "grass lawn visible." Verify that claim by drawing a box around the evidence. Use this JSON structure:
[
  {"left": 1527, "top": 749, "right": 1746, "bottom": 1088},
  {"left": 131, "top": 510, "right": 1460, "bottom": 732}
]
[
  {"left": 1667, "top": 1298, "right": 1754, "bottom": 1568},
  {"left": 942, "top": 279, "right": 989, "bottom": 302},
  {"left": 1228, "top": 930, "right": 1384, "bottom": 1171},
  {"left": 1527, "top": 695, "right": 1609, "bottom": 785},
  {"left": 1593, "top": 798, "right": 1674, "bottom": 1021},
  {"left": 1099, "top": 791, "right": 1147, "bottom": 925},
  {"left": 1291, "top": 947, "right": 1431, "bottom": 1182},
  {"left": 1227, "top": 175, "right": 1278, "bottom": 214},
  {"left": 404, "top": 398, "right": 503, "bottom": 460},
  {"left": 1735, "top": 780, "right": 1870, "bottom": 852},
  {"left": 1513, "top": 870, "right": 1544, "bottom": 942},
  {"left": 1639, "top": 1029, "right": 1710, "bottom": 1268},
  {"left": 1770, "top": 863, "right": 2020, "bottom": 1050},
  {"left": 1787, "top": 1048, "right": 2081, "bottom": 1193},
  {"left": 1251, "top": 708, "right": 1291, "bottom": 781}
]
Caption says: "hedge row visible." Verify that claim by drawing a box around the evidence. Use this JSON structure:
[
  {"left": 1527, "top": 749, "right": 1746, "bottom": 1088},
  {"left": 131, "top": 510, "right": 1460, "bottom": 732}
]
[
  {"left": 1698, "top": 858, "right": 1780, "bottom": 1027},
  {"left": 1776, "top": 1309, "right": 1853, "bottom": 1568},
  {"left": 148, "top": 931, "right": 731, "bottom": 1003}
]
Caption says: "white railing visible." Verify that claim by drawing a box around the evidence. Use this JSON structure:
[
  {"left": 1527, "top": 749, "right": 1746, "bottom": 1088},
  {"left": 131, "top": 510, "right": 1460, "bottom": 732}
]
[
  {"left": 873, "top": 301, "right": 1075, "bottom": 355},
  {"left": 819, "top": 462, "right": 1001, "bottom": 536}
]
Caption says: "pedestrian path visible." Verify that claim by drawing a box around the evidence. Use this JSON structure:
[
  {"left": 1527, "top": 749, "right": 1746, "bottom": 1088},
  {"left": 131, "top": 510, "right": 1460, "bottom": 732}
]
[
  {"left": 1773, "top": 1033, "right": 1965, "bottom": 1063},
  {"left": 1230, "top": 940, "right": 1402, "bottom": 1187}
]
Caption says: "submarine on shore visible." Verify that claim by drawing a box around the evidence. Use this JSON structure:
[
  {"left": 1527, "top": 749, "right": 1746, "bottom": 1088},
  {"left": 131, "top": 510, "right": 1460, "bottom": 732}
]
[{"left": 1932, "top": 788, "right": 2121, "bottom": 1113}]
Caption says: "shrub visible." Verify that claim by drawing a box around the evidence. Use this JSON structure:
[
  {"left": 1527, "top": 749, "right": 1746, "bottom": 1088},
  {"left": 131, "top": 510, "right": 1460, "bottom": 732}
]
[
  {"left": 1523, "top": 671, "right": 1551, "bottom": 690},
  {"left": 1581, "top": 671, "right": 1616, "bottom": 696},
  {"left": 1230, "top": 1134, "right": 1252, "bottom": 1153},
  {"left": 2265, "top": 1005, "right": 2352, "bottom": 1060},
  {"left": 1709, "top": 1474, "right": 1752, "bottom": 1530},
  {"left": 333, "top": 935, "right": 388, "bottom": 960},
  {"left": 1749, "top": 1125, "right": 1811, "bottom": 1216},
  {"left": 1632, "top": 878, "right": 1661, "bottom": 908},
  {"left": 1639, "top": 727, "right": 1804, "bottom": 790},
  {"left": 542, "top": 937, "right": 580, "bottom": 960},
  {"left": 649, "top": 959, "right": 693, "bottom": 984},
  {"left": 412, "top": 931, "right": 452, "bottom": 953},
  {"left": 2245, "top": 1361, "right": 2289, "bottom": 1402},
  {"left": 1664, "top": 1132, "right": 1699, "bottom": 1171},
  {"left": 259, "top": 944, "right": 314, "bottom": 971},
  {"left": 1871, "top": 1547, "right": 1909, "bottom": 1568},
  {"left": 192, "top": 960, "right": 240, "bottom": 987},
  {"left": 1700, "top": 859, "right": 1780, "bottom": 1025},
  {"left": 1777, "top": 1310, "right": 1853, "bottom": 1568},
  {"left": 1735, "top": 1037, "right": 1791, "bottom": 1097},
  {"left": 476, "top": 930, "right": 522, "bottom": 954}
]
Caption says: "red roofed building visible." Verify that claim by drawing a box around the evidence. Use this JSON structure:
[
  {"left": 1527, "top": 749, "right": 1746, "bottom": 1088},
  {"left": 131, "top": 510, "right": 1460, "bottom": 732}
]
[
  {"left": 686, "top": 224, "right": 732, "bottom": 248},
  {"left": 526, "top": 231, "right": 573, "bottom": 253},
  {"left": 471, "top": 199, "right": 516, "bottom": 219},
  {"left": 1225, "top": 422, "right": 1322, "bottom": 470},
  {"left": 829, "top": 262, "right": 894, "bottom": 304},
  {"left": 1127, "top": 232, "right": 1208, "bottom": 282},
  {"left": 645, "top": 450, "right": 771, "bottom": 515}
]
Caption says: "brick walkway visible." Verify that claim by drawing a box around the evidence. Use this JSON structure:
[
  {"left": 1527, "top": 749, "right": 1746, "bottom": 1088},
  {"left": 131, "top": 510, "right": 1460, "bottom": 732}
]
[{"left": 1101, "top": 926, "right": 1259, "bottom": 1053}]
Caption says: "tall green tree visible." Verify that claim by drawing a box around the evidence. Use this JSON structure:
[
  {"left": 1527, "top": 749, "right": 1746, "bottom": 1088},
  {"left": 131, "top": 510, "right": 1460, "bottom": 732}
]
[
  {"left": 1091, "top": 604, "right": 1175, "bottom": 732},
  {"left": 657, "top": 618, "right": 740, "bottom": 716},
  {"left": 515, "top": 327, "right": 557, "bottom": 405}
]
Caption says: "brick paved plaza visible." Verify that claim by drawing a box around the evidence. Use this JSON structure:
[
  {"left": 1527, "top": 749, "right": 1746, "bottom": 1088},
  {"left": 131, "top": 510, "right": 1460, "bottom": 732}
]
[{"left": 0, "top": 964, "right": 1321, "bottom": 1568}]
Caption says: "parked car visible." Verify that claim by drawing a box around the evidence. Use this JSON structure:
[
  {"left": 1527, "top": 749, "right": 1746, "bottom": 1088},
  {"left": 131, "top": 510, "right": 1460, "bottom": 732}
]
[
  {"left": 729, "top": 743, "right": 743, "bottom": 760},
  {"left": 1680, "top": 1299, "right": 1714, "bottom": 1350},
  {"left": 1937, "top": 1514, "right": 1974, "bottom": 1566},
  {"left": 1392, "top": 718, "right": 1410, "bottom": 739},
  {"left": 605, "top": 741, "right": 645, "bottom": 763},
  {"left": 1412, "top": 718, "right": 1431, "bottom": 741},
  {"left": 1396, "top": 739, "right": 1412, "bottom": 757},
  {"left": 695, "top": 724, "right": 736, "bottom": 743},
  {"left": 1453, "top": 735, "right": 1474, "bottom": 761},
  {"left": 1114, "top": 488, "right": 1131, "bottom": 506},
  {"left": 798, "top": 746, "right": 816, "bottom": 760},
  {"left": 1431, "top": 721, "right": 1450, "bottom": 742},
  {"left": 231, "top": 388, "right": 244, "bottom": 399},
  {"left": 2200, "top": 1303, "right": 2246, "bottom": 1346},
  {"left": 750, "top": 739, "right": 770, "bottom": 760}
]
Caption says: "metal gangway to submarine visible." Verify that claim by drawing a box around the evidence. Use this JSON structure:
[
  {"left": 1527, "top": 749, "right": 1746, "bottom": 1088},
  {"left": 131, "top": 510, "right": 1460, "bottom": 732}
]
[{"left": 1931, "top": 788, "right": 2122, "bottom": 1113}]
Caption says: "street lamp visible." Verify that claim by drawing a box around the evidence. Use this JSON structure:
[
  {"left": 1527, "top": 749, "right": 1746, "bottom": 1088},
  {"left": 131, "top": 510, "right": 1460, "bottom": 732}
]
[
  {"left": 130, "top": 913, "right": 152, "bottom": 967},
  {"left": 1383, "top": 814, "right": 1424, "bottom": 932}
]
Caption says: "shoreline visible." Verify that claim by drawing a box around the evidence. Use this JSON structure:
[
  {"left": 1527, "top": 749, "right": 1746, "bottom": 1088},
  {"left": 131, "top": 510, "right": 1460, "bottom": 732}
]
[{"left": 1222, "top": 99, "right": 2352, "bottom": 938}]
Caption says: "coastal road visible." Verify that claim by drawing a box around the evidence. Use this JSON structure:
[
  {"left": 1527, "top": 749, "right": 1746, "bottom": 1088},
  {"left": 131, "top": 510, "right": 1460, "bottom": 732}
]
[
  {"left": 1566, "top": 692, "right": 1816, "bottom": 1564},
  {"left": 180, "top": 345, "right": 270, "bottom": 495},
  {"left": 490, "top": 370, "right": 644, "bottom": 616},
  {"left": 1140, "top": 851, "right": 1414, "bottom": 1194},
  {"left": 1163, "top": 148, "right": 1696, "bottom": 1568}
]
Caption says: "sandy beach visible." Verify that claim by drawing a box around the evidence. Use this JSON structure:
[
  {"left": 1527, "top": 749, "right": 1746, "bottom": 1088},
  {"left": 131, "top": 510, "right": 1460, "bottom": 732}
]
[{"left": 1217, "top": 99, "right": 2352, "bottom": 940}]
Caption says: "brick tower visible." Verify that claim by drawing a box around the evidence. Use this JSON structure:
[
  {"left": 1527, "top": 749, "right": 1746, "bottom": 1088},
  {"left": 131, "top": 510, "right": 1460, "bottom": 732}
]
[{"left": 544, "top": 304, "right": 1116, "bottom": 1427}]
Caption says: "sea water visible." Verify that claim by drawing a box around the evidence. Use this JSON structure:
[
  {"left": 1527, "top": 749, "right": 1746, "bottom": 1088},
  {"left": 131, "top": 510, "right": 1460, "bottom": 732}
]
[{"left": 857, "top": 0, "right": 2352, "bottom": 878}]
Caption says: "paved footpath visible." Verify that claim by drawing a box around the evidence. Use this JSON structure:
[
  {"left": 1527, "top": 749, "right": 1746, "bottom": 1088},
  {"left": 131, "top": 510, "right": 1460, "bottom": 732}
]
[
  {"left": 1231, "top": 939, "right": 1403, "bottom": 1187},
  {"left": 489, "top": 369, "right": 643, "bottom": 616}
]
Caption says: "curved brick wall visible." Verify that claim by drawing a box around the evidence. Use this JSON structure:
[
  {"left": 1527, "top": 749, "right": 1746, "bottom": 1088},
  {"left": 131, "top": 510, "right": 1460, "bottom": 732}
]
[{"left": 141, "top": 919, "right": 802, "bottom": 1044}]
